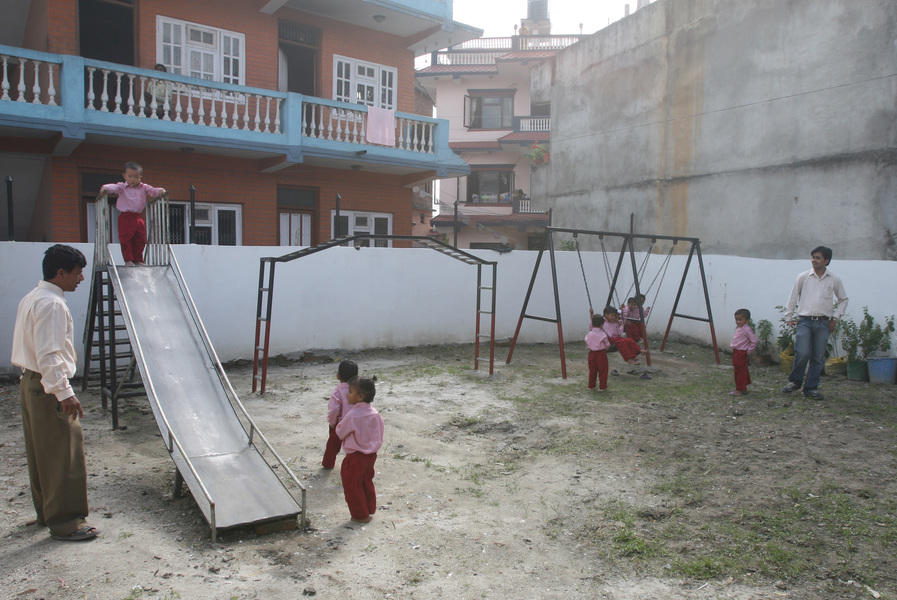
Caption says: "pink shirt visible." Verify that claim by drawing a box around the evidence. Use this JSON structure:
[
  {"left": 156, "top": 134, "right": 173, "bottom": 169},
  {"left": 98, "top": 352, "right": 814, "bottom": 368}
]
[
  {"left": 731, "top": 324, "right": 758, "bottom": 352},
  {"left": 336, "top": 403, "right": 384, "bottom": 455},
  {"left": 585, "top": 326, "right": 611, "bottom": 351},
  {"left": 327, "top": 382, "right": 351, "bottom": 427},
  {"left": 101, "top": 182, "right": 165, "bottom": 213},
  {"left": 622, "top": 306, "right": 650, "bottom": 321},
  {"left": 602, "top": 320, "right": 624, "bottom": 338}
]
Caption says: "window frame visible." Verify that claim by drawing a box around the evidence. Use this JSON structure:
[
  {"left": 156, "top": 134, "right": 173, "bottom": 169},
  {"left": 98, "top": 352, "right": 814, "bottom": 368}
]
[
  {"left": 466, "top": 168, "right": 515, "bottom": 203},
  {"left": 463, "top": 90, "right": 515, "bottom": 130},
  {"left": 156, "top": 16, "right": 246, "bottom": 85},
  {"left": 332, "top": 55, "right": 397, "bottom": 110},
  {"left": 329, "top": 209, "right": 393, "bottom": 247}
]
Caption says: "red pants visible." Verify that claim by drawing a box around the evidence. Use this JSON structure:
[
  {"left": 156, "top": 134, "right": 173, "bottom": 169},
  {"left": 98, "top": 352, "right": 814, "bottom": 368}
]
[
  {"left": 588, "top": 350, "right": 609, "bottom": 389},
  {"left": 624, "top": 320, "right": 646, "bottom": 344},
  {"left": 118, "top": 211, "right": 146, "bottom": 263},
  {"left": 611, "top": 337, "right": 641, "bottom": 362},
  {"left": 321, "top": 426, "right": 342, "bottom": 469},
  {"left": 733, "top": 349, "right": 751, "bottom": 391},
  {"left": 341, "top": 452, "right": 377, "bottom": 521}
]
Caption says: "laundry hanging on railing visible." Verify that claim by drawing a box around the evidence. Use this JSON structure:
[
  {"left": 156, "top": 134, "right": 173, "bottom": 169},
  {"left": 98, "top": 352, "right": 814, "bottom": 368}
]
[{"left": 365, "top": 106, "right": 395, "bottom": 146}]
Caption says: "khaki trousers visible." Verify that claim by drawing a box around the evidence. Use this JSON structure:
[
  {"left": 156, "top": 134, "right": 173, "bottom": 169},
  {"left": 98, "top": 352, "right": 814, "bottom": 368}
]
[{"left": 19, "top": 370, "right": 88, "bottom": 536}]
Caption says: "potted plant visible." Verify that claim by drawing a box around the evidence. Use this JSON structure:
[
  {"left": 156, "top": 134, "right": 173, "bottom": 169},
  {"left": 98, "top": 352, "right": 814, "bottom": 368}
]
[
  {"left": 858, "top": 308, "right": 896, "bottom": 384},
  {"left": 752, "top": 318, "right": 775, "bottom": 365},
  {"left": 775, "top": 305, "right": 796, "bottom": 374},
  {"left": 841, "top": 308, "right": 896, "bottom": 382},
  {"left": 525, "top": 142, "right": 549, "bottom": 165}
]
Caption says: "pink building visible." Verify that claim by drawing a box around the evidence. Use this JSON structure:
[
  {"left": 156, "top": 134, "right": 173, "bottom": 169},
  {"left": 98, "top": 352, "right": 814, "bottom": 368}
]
[{"left": 416, "top": 1, "right": 582, "bottom": 250}]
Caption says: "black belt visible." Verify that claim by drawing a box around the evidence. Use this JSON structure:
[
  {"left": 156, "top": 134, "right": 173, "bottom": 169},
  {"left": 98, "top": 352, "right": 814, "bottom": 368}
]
[{"left": 799, "top": 315, "right": 829, "bottom": 321}]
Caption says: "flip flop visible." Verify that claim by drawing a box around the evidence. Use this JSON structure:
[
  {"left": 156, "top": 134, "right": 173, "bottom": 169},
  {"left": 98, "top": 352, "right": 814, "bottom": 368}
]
[{"left": 51, "top": 525, "right": 98, "bottom": 541}]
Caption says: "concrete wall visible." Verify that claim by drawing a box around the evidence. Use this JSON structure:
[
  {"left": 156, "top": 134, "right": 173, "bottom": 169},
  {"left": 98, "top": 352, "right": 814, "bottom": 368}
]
[
  {"left": 3, "top": 242, "right": 896, "bottom": 374},
  {"left": 537, "top": 0, "right": 897, "bottom": 259}
]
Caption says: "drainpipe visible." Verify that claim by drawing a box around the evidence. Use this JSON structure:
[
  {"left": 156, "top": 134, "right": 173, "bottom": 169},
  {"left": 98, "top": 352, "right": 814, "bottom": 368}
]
[
  {"left": 334, "top": 193, "right": 341, "bottom": 239},
  {"left": 189, "top": 185, "right": 196, "bottom": 244},
  {"left": 453, "top": 199, "right": 459, "bottom": 248},
  {"left": 5, "top": 176, "right": 12, "bottom": 241}
]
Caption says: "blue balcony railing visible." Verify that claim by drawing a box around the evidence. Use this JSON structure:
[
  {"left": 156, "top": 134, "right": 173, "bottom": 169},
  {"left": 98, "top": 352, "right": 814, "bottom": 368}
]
[{"left": 0, "top": 44, "right": 464, "bottom": 174}]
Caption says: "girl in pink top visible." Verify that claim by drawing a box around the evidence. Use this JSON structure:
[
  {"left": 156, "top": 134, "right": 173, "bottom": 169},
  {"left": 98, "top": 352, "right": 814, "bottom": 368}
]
[
  {"left": 336, "top": 377, "right": 384, "bottom": 523},
  {"left": 730, "top": 308, "right": 758, "bottom": 395},
  {"left": 100, "top": 162, "right": 166, "bottom": 266},
  {"left": 585, "top": 312, "right": 611, "bottom": 390},
  {"left": 602, "top": 306, "right": 642, "bottom": 364},
  {"left": 321, "top": 360, "right": 358, "bottom": 469}
]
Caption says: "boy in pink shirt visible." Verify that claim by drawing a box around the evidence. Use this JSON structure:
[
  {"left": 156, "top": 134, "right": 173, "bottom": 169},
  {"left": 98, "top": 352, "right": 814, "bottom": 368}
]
[
  {"left": 585, "top": 312, "right": 611, "bottom": 390},
  {"left": 322, "top": 360, "right": 358, "bottom": 469},
  {"left": 100, "top": 162, "right": 166, "bottom": 266},
  {"left": 730, "top": 308, "right": 758, "bottom": 395},
  {"left": 335, "top": 377, "right": 384, "bottom": 523}
]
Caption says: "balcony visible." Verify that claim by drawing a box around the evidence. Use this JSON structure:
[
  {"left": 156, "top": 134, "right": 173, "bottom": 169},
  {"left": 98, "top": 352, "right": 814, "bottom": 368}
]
[
  {"left": 0, "top": 44, "right": 468, "bottom": 177},
  {"left": 429, "top": 34, "right": 585, "bottom": 67}
]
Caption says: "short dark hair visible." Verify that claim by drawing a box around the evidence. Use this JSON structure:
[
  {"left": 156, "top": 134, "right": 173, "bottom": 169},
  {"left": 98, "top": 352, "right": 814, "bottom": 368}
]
[
  {"left": 735, "top": 308, "right": 751, "bottom": 321},
  {"left": 337, "top": 360, "right": 358, "bottom": 382},
  {"left": 627, "top": 297, "right": 637, "bottom": 305},
  {"left": 591, "top": 314, "right": 605, "bottom": 328},
  {"left": 124, "top": 161, "right": 143, "bottom": 173},
  {"left": 811, "top": 246, "right": 832, "bottom": 265},
  {"left": 603, "top": 306, "right": 619, "bottom": 316},
  {"left": 42, "top": 244, "right": 87, "bottom": 280},
  {"left": 350, "top": 377, "right": 376, "bottom": 403}
]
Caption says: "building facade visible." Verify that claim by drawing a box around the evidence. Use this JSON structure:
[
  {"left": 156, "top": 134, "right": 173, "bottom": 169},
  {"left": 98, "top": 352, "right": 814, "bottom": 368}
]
[
  {"left": 416, "top": 4, "right": 581, "bottom": 250},
  {"left": 0, "top": 0, "right": 480, "bottom": 246},
  {"left": 532, "top": 0, "right": 897, "bottom": 259}
]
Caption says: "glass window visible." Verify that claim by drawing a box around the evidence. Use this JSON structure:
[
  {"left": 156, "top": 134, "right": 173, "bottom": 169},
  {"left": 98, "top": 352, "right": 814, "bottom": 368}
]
[
  {"left": 332, "top": 55, "right": 397, "bottom": 110},
  {"left": 467, "top": 170, "right": 513, "bottom": 203},
  {"left": 330, "top": 210, "right": 393, "bottom": 246},
  {"left": 465, "top": 94, "right": 513, "bottom": 129},
  {"left": 157, "top": 17, "right": 245, "bottom": 84}
]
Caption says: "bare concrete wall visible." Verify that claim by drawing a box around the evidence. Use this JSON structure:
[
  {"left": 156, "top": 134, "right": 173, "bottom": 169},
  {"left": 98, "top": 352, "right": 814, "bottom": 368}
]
[{"left": 540, "top": 0, "right": 897, "bottom": 259}]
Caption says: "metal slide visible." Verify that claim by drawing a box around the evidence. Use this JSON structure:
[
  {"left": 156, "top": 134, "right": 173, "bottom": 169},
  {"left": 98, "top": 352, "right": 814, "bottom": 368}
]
[{"left": 105, "top": 254, "right": 305, "bottom": 539}]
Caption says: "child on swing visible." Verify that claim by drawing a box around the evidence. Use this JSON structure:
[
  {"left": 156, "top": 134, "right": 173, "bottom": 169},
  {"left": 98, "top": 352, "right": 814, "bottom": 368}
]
[
  {"left": 622, "top": 294, "right": 650, "bottom": 347},
  {"left": 730, "top": 308, "right": 758, "bottom": 395},
  {"left": 586, "top": 311, "right": 611, "bottom": 391},
  {"left": 602, "top": 306, "right": 642, "bottom": 364}
]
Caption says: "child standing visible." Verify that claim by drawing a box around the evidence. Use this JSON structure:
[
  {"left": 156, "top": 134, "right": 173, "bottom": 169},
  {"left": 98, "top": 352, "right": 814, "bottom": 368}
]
[
  {"left": 586, "top": 311, "right": 611, "bottom": 390},
  {"left": 335, "top": 377, "right": 383, "bottom": 523},
  {"left": 100, "top": 162, "right": 166, "bottom": 266},
  {"left": 322, "top": 360, "right": 358, "bottom": 469},
  {"left": 602, "top": 306, "right": 642, "bottom": 364},
  {"left": 731, "top": 308, "right": 758, "bottom": 395}
]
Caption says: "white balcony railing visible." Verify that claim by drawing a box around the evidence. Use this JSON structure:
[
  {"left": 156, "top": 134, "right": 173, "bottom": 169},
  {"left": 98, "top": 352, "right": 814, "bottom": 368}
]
[
  {"left": 84, "top": 66, "right": 283, "bottom": 133},
  {"left": 518, "top": 116, "right": 550, "bottom": 132},
  {"left": 301, "top": 98, "right": 436, "bottom": 154},
  {"left": 0, "top": 53, "right": 61, "bottom": 105}
]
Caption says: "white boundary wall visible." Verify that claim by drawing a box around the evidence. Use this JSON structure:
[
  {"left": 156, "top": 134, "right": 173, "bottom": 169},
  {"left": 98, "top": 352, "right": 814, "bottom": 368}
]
[{"left": 2, "top": 241, "right": 896, "bottom": 374}]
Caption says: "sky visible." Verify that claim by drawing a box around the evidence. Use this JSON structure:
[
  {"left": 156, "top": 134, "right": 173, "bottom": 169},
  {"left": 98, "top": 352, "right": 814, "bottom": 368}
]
[{"left": 451, "top": 0, "right": 638, "bottom": 38}]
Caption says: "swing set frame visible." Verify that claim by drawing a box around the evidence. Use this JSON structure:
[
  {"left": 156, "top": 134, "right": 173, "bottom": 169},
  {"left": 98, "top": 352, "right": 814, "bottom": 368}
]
[{"left": 506, "top": 225, "right": 720, "bottom": 378}]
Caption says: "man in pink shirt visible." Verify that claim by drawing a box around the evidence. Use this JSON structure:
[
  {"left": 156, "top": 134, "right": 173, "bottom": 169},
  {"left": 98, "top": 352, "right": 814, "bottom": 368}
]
[
  {"left": 100, "top": 162, "right": 166, "bottom": 266},
  {"left": 335, "top": 377, "right": 384, "bottom": 523}
]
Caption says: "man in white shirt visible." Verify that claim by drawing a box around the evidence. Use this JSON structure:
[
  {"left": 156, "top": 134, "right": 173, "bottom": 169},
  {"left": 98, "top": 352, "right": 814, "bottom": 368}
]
[
  {"left": 11, "top": 244, "right": 98, "bottom": 541},
  {"left": 782, "top": 246, "right": 849, "bottom": 400}
]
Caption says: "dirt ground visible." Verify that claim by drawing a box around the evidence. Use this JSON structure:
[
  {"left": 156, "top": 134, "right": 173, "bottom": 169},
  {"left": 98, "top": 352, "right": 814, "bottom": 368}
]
[{"left": 1, "top": 341, "right": 895, "bottom": 600}]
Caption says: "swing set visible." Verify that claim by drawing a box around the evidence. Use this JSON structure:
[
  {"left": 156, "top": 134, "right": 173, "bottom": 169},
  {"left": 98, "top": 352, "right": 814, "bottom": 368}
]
[{"left": 506, "top": 225, "right": 720, "bottom": 378}]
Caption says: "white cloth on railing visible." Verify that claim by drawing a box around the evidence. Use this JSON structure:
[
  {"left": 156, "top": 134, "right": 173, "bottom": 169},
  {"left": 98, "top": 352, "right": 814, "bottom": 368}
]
[{"left": 365, "top": 106, "right": 395, "bottom": 146}]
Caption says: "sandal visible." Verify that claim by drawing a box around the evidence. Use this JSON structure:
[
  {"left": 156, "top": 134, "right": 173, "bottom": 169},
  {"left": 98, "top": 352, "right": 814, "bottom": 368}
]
[{"left": 52, "top": 525, "right": 98, "bottom": 541}]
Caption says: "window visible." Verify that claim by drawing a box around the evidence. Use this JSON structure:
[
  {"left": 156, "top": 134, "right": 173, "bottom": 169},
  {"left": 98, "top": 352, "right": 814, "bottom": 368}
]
[
  {"left": 168, "top": 202, "right": 242, "bottom": 245},
  {"left": 157, "top": 16, "right": 245, "bottom": 85},
  {"left": 278, "top": 186, "right": 317, "bottom": 246},
  {"left": 330, "top": 210, "right": 393, "bottom": 247},
  {"left": 332, "top": 55, "right": 397, "bottom": 109},
  {"left": 464, "top": 91, "right": 514, "bottom": 129},
  {"left": 467, "top": 169, "right": 514, "bottom": 203}
]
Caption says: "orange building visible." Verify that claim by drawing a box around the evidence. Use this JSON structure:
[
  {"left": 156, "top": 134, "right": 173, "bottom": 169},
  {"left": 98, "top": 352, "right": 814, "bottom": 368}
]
[{"left": 0, "top": 0, "right": 479, "bottom": 246}]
